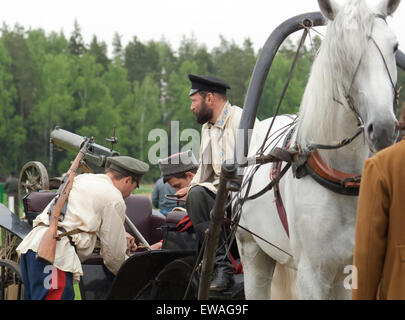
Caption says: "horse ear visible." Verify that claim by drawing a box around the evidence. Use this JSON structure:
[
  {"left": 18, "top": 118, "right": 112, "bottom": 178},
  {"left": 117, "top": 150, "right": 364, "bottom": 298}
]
[
  {"left": 318, "top": 0, "right": 340, "bottom": 21},
  {"left": 377, "top": 0, "right": 401, "bottom": 17}
]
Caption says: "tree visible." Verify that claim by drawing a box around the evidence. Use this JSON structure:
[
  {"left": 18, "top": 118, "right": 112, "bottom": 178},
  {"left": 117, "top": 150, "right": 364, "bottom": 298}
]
[
  {"left": 103, "top": 59, "right": 132, "bottom": 107},
  {"left": 258, "top": 39, "right": 314, "bottom": 120},
  {"left": 124, "top": 37, "right": 160, "bottom": 84},
  {"left": 89, "top": 35, "right": 110, "bottom": 72},
  {"left": 212, "top": 37, "right": 256, "bottom": 107},
  {"left": 0, "top": 38, "right": 26, "bottom": 173},
  {"left": 2, "top": 24, "right": 37, "bottom": 122},
  {"left": 29, "top": 53, "right": 76, "bottom": 169},
  {"left": 112, "top": 32, "right": 124, "bottom": 64},
  {"left": 69, "top": 20, "right": 86, "bottom": 56},
  {"left": 165, "top": 60, "right": 199, "bottom": 132},
  {"left": 117, "top": 76, "right": 161, "bottom": 180}
]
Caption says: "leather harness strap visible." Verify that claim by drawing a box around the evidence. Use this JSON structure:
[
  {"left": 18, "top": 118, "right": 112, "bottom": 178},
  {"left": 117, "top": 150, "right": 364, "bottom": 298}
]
[
  {"left": 270, "top": 161, "right": 290, "bottom": 238},
  {"left": 268, "top": 125, "right": 362, "bottom": 238},
  {"left": 270, "top": 148, "right": 361, "bottom": 238},
  {"left": 306, "top": 150, "right": 361, "bottom": 189},
  {"left": 304, "top": 150, "right": 361, "bottom": 196}
]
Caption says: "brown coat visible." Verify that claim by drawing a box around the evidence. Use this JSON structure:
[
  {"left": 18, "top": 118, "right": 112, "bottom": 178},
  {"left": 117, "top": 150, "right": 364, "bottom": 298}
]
[
  {"left": 352, "top": 137, "right": 405, "bottom": 300},
  {"left": 399, "top": 104, "right": 405, "bottom": 141}
]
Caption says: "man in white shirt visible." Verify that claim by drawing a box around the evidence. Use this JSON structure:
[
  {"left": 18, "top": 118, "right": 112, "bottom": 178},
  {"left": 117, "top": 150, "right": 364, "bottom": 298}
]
[
  {"left": 17, "top": 156, "right": 149, "bottom": 300},
  {"left": 176, "top": 74, "right": 243, "bottom": 292}
]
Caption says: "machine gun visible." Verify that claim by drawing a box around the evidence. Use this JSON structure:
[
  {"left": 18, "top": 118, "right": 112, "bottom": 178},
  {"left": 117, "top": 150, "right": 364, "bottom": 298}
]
[
  {"left": 50, "top": 127, "right": 120, "bottom": 173},
  {"left": 18, "top": 127, "right": 121, "bottom": 200}
]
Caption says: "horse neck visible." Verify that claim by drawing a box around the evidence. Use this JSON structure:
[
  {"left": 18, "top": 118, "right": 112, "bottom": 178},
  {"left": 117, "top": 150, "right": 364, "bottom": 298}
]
[{"left": 296, "top": 54, "right": 369, "bottom": 174}]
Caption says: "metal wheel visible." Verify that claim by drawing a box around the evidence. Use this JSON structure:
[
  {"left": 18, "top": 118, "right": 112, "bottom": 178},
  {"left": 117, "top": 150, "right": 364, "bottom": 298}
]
[
  {"left": 0, "top": 259, "right": 23, "bottom": 300},
  {"left": 18, "top": 161, "right": 50, "bottom": 199}
]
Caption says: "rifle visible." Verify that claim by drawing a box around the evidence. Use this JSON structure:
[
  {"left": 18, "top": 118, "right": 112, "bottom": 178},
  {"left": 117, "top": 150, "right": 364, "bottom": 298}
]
[{"left": 36, "top": 138, "right": 92, "bottom": 265}]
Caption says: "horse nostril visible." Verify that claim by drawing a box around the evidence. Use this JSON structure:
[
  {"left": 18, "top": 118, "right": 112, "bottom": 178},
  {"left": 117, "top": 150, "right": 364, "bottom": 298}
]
[{"left": 367, "top": 124, "right": 375, "bottom": 141}]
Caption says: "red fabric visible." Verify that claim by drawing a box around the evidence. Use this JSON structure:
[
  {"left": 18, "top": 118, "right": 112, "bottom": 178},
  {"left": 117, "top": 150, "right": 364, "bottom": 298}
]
[
  {"left": 176, "top": 215, "right": 193, "bottom": 232},
  {"left": 45, "top": 267, "right": 66, "bottom": 300},
  {"left": 229, "top": 253, "right": 243, "bottom": 274},
  {"left": 175, "top": 214, "right": 244, "bottom": 274}
]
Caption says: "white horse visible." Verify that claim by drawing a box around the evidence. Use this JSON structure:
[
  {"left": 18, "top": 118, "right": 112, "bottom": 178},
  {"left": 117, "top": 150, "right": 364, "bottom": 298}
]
[{"left": 236, "top": 0, "right": 400, "bottom": 300}]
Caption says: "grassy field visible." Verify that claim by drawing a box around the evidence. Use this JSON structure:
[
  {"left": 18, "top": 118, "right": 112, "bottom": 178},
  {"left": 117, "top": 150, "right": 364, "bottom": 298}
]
[{"left": 133, "top": 184, "right": 154, "bottom": 197}]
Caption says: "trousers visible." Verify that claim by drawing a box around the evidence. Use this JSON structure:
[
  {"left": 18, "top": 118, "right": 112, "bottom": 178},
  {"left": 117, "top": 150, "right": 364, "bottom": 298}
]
[
  {"left": 20, "top": 250, "right": 74, "bottom": 300},
  {"left": 185, "top": 186, "right": 233, "bottom": 272}
]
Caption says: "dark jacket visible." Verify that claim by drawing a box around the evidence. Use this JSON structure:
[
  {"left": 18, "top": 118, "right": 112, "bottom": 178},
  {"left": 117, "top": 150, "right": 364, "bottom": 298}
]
[{"left": 4, "top": 176, "right": 18, "bottom": 194}]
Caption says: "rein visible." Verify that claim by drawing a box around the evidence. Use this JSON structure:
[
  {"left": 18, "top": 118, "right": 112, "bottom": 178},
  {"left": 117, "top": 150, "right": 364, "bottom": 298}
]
[
  {"left": 238, "top": 14, "right": 400, "bottom": 202},
  {"left": 336, "top": 14, "right": 400, "bottom": 131},
  {"left": 230, "top": 13, "right": 398, "bottom": 255}
]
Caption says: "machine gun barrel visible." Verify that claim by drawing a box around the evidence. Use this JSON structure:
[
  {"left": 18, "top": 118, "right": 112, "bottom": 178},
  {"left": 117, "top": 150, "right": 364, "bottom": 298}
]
[{"left": 50, "top": 127, "right": 120, "bottom": 171}]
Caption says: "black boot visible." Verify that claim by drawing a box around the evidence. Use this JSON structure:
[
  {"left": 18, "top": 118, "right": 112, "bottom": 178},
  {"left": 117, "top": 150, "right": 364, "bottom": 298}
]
[
  {"left": 209, "top": 244, "right": 234, "bottom": 292},
  {"left": 209, "top": 265, "right": 234, "bottom": 292}
]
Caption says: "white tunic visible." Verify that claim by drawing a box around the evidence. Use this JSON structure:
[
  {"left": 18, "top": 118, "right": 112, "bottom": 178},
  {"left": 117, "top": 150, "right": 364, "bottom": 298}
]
[
  {"left": 17, "top": 174, "right": 128, "bottom": 283},
  {"left": 190, "top": 101, "right": 244, "bottom": 194}
]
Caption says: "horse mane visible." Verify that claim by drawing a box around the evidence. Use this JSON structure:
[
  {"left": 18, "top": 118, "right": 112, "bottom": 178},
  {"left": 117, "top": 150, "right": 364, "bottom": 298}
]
[{"left": 296, "top": 0, "right": 375, "bottom": 149}]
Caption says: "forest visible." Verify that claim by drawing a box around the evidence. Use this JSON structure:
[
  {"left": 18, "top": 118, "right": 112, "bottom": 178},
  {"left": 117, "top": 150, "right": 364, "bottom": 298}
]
[{"left": 1, "top": 21, "right": 404, "bottom": 182}]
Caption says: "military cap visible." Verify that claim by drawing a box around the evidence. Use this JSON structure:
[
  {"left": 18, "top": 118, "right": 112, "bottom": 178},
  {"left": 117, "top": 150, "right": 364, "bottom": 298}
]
[
  {"left": 188, "top": 74, "right": 231, "bottom": 96},
  {"left": 158, "top": 150, "right": 199, "bottom": 178},
  {"left": 106, "top": 156, "right": 149, "bottom": 178}
]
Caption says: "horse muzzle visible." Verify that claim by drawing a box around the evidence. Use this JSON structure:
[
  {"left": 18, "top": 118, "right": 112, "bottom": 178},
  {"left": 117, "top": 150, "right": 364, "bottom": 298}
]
[{"left": 366, "top": 119, "right": 398, "bottom": 152}]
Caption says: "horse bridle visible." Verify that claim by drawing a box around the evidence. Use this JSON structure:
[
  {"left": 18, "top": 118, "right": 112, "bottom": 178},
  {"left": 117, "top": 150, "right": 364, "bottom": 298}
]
[
  {"left": 344, "top": 14, "right": 399, "bottom": 130},
  {"left": 313, "top": 14, "right": 399, "bottom": 153},
  {"left": 230, "top": 14, "right": 399, "bottom": 252},
  {"left": 238, "top": 14, "right": 400, "bottom": 199}
]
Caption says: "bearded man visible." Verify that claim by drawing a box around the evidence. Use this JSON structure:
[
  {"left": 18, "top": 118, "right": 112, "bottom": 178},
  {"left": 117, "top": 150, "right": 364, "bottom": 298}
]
[{"left": 176, "top": 74, "right": 243, "bottom": 292}]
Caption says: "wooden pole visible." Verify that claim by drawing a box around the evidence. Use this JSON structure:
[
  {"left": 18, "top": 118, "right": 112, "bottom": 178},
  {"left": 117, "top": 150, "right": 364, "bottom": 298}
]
[{"left": 198, "top": 163, "right": 236, "bottom": 300}]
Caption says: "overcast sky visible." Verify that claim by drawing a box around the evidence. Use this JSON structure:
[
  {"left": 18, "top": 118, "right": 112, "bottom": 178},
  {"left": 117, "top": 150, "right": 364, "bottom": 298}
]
[{"left": 2, "top": 0, "right": 404, "bottom": 55}]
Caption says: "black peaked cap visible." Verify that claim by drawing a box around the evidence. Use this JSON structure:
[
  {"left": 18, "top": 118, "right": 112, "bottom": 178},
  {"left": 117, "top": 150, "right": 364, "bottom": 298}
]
[{"left": 188, "top": 74, "right": 231, "bottom": 96}]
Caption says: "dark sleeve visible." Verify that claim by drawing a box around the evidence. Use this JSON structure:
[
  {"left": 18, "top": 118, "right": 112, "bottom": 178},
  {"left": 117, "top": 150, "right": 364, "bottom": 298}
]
[{"left": 151, "top": 183, "right": 160, "bottom": 209}]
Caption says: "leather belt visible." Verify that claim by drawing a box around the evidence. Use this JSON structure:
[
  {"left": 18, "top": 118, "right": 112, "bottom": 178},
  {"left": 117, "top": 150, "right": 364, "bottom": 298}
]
[{"left": 36, "top": 222, "right": 80, "bottom": 252}]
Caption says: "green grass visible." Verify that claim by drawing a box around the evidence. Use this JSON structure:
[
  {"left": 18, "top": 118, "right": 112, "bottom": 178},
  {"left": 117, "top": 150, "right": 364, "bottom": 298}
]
[
  {"left": 133, "top": 183, "right": 153, "bottom": 195},
  {"left": 74, "top": 283, "right": 81, "bottom": 300}
]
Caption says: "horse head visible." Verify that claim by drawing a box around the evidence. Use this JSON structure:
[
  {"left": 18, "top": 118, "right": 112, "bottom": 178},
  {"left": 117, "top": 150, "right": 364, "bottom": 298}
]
[{"left": 318, "top": 0, "right": 400, "bottom": 152}]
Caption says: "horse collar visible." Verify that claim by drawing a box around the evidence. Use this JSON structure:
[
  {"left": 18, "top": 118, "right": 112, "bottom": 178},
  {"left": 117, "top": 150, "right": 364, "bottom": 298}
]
[{"left": 304, "top": 150, "right": 361, "bottom": 196}]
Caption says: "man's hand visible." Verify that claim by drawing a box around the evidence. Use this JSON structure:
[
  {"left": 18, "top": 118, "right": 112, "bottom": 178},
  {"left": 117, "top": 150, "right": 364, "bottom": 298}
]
[
  {"left": 150, "top": 241, "right": 163, "bottom": 250},
  {"left": 175, "top": 186, "right": 190, "bottom": 201},
  {"left": 125, "top": 232, "right": 138, "bottom": 252}
]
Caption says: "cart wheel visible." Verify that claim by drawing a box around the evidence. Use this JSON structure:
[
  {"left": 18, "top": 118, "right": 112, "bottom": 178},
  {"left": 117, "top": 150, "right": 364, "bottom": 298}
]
[
  {"left": 0, "top": 259, "right": 23, "bottom": 300},
  {"left": 18, "top": 161, "right": 50, "bottom": 199}
]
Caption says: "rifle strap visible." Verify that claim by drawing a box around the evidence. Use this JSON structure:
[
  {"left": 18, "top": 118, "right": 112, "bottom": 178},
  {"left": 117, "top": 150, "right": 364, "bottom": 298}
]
[
  {"left": 47, "top": 194, "right": 69, "bottom": 222},
  {"left": 36, "top": 223, "right": 82, "bottom": 252}
]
